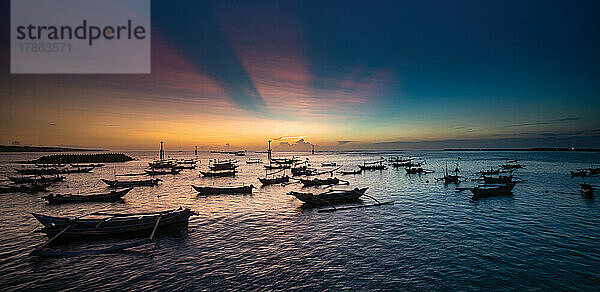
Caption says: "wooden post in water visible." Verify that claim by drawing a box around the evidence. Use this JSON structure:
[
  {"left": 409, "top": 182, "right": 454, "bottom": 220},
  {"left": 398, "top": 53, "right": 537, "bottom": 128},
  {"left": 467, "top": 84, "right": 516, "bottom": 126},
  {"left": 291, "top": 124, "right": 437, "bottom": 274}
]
[
  {"left": 159, "top": 141, "right": 165, "bottom": 160},
  {"left": 312, "top": 144, "right": 315, "bottom": 155},
  {"left": 267, "top": 140, "right": 272, "bottom": 160}
]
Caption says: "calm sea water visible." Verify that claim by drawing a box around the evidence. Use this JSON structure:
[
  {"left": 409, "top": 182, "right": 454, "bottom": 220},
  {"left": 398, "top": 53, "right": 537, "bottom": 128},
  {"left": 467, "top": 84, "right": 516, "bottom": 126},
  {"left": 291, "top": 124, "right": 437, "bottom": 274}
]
[{"left": 0, "top": 150, "right": 599, "bottom": 291}]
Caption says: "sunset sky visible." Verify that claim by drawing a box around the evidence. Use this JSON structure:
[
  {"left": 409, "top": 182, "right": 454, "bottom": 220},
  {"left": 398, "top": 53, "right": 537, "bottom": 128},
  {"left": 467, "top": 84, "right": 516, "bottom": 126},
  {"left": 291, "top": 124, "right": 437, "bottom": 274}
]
[{"left": 1, "top": 0, "right": 599, "bottom": 150}]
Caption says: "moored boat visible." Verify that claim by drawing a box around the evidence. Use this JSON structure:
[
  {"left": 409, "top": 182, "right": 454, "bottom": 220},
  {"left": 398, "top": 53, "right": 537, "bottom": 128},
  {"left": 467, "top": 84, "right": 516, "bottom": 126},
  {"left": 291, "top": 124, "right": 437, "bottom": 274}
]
[
  {"left": 571, "top": 170, "right": 589, "bottom": 177},
  {"left": 8, "top": 175, "right": 65, "bottom": 184},
  {"left": 0, "top": 182, "right": 50, "bottom": 193},
  {"left": 192, "top": 185, "right": 255, "bottom": 195},
  {"left": 340, "top": 169, "right": 362, "bottom": 175},
  {"left": 43, "top": 188, "right": 132, "bottom": 204},
  {"left": 31, "top": 207, "right": 196, "bottom": 238},
  {"left": 300, "top": 177, "right": 340, "bottom": 187},
  {"left": 199, "top": 170, "right": 237, "bottom": 177},
  {"left": 259, "top": 176, "right": 290, "bottom": 186},
  {"left": 288, "top": 187, "right": 368, "bottom": 205},
  {"left": 470, "top": 182, "right": 517, "bottom": 198},
  {"left": 101, "top": 178, "right": 161, "bottom": 188},
  {"left": 144, "top": 168, "right": 181, "bottom": 175}
]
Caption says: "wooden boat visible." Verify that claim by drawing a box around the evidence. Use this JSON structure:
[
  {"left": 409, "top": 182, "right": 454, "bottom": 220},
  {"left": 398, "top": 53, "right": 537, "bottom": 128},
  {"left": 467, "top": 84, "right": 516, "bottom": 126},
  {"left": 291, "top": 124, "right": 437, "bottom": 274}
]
[
  {"left": 405, "top": 167, "right": 434, "bottom": 174},
  {"left": 291, "top": 165, "right": 314, "bottom": 175},
  {"left": 31, "top": 207, "right": 196, "bottom": 238},
  {"left": 101, "top": 178, "right": 161, "bottom": 188},
  {"left": 148, "top": 159, "right": 176, "bottom": 169},
  {"left": 571, "top": 170, "right": 589, "bottom": 177},
  {"left": 0, "top": 183, "right": 50, "bottom": 193},
  {"left": 192, "top": 184, "right": 254, "bottom": 195},
  {"left": 388, "top": 156, "right": 412, "bottom": 163},
  {"left": 482, "top": 174, "right": 514, "bottom": 184},
  {"left": 259, "top": 176, "right": 290, "bottom": 186},
  {"left": 499, "top": 159, "right": 525, "bottom": 170},
  {"left": 199, "top": 170, "right": 237, "bottom": 177},
  {"left": 8, "top": 175, "right": 65, "bottom": 184},
  {"left": 234, "top": 151, "right": 246, "bottom": 156},
  {"left": 436, "top": 163, "right": 463, "bottom": 184},
  {"left": 265, "top": 164, "right": 291, "bottom": 170},
  {"left": 16, "top": 168, "right": 64, "bottom": 175},
  {"left": 341, "top": 169, "right": 362, "bottom": 175},
  {"left": 358, "top": 164, "right": 387, "bottom": 170},
  {"left": 43, "top": 188, "right": 132, "bottom": 204},
  {"left": 470, "top": 182, "right": 517, "bottom": 198},
  {"left": 246, "top": 158, "right": 262, "bottom": 164},
  {"left": 176, "top": 158, "right": 197, "bottom": 165},
  {"left": 589, "top": 168, "right": 600, "bottom": 175},
  {"left": 288, "top": 187, "right": 368, "bottom": 205},
  {"left": 144, "top": 168, "right": 181, "bottom": 175},
  {"left": 60, "top": 167, "right": 94, "bottom": 174},
  {"left": 70, "top": 163, "right": 104, "bottom": 168},
  {"left": 321, "top": 162, "right": 337, "bottom": 167},
  {"left": 300, "top": 177, "right": 340, "bottom": 187},
  {"left": 478, "top": 168, "right": 500, "bottom": 175}
]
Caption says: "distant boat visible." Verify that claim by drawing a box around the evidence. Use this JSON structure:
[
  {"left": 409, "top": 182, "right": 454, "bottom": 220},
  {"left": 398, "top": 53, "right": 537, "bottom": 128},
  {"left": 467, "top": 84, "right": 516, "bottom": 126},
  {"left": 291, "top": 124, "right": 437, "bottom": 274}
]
[
  {"left": 70, "top": 163, "right": 105, "bottom": 168},
  {"left": 199, "top": 170, "right": 237, "bottom": 177},
  {"left": 288, "top": 188, "right": 368, "bottom": 205},
  {"left": 321, "top": 162, "right": 337, "bottom": 167},
  {"left": 340, "top": 169, "right": 362, "bottom": 175},
  {"left": 570, "top": 170, "right": 589, "bottom": 177},
  {"left": 8, "top": 175, "right": 65, "bottom": 184},
  {"left": 0, "top": 183, "right": 50, "bottom": 193},
  {"left": 144, "top": 168, "right": 181, "bottom": 175},
  {"left": 101, "top": 178, "right": 161, "bottom": 188},
  {"left": 60, "top": 167, "right": 94, "bottom": 174},
  {"left": 43, "top": 188, "right": 132, "bottom": 204},
  {"left": 246, "top": 158, "right": 262, "bottom": 164},
  {"left": 192, "top": 185, "right": 254, "bottom": 195}
]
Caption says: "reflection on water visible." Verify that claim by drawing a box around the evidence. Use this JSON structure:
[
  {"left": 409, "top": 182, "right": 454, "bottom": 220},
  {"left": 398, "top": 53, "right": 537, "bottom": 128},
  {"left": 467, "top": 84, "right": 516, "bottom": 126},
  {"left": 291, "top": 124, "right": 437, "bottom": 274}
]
[{"left": 0, "top": 150, "right": 599, "bottom": 290}]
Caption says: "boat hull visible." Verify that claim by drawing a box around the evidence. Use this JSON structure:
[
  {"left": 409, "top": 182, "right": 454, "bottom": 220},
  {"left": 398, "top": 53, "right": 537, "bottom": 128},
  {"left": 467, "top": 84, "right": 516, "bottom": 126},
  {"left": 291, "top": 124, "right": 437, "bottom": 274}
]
[
  {"left": 192, "top": 185, "right": 253, "bottom": 195},
  {"left": 43, "top": 188, "right": 132, "bottom": 204},
  {"left": 290, "top": 188, "right": 368, "bottom": 205}
]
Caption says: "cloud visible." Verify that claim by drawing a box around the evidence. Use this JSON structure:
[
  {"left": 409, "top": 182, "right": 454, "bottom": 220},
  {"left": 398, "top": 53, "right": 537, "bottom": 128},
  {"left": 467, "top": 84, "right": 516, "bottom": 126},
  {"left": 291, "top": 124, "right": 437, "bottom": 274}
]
[
  {"left": 274, "top": 138, "right": 314, "bottom": 151},
  {"left": 337, "top": 140, "right": 353, "bottom": 146}
]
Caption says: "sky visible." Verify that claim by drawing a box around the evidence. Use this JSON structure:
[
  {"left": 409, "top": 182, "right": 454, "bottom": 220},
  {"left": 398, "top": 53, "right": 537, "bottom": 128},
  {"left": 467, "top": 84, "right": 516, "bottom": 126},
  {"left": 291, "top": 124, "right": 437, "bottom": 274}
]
[{"left": 1, "top": 0, "right": 599, "bottom": 151}]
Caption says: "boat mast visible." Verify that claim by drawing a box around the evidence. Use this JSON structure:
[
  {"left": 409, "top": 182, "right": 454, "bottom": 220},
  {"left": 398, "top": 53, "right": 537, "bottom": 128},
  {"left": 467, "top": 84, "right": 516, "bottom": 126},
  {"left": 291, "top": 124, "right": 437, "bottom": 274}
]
[
  {"left": 312, "top": 144, "right": 315, "bottom": 155},
  {"left": 159, "top": 141, "right": 165, "bottom": 160},
  {"left": 267, "top": 140, "right": 272, "bottom": 160},
  {"left": 194, "top": 145, "right": 198, "bottom": 157}
]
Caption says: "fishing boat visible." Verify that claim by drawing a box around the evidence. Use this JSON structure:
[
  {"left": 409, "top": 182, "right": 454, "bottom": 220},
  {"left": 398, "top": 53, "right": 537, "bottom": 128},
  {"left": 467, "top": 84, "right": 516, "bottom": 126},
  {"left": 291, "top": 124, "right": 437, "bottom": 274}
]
[
  {"left": 482, "top": 174, "right": 515, "bottom": 184},
  {"left": 499, "top": 159, "right": 525, "bottom": 170},
  {"left": 43, "top": 188, "right": 132, "bottom": 204},
  {"left": 209, "top": 160, "right": 238, "bottom": 171},
  {"left": 388, "top": 156, "right": 412, "bottom": 163},
  {"left": 246, "top": 158, "right": 262, "bottom": 164},
  {"left": 436, "top": 163, "right": 463, "bottom": 184},
  {"left": 70, "top": 163, "right": 104, "bottom": 168},
  {"left": 148, "top": 159, "right": 177, "bottom": 169},
  {"left": 478, "top": 168, "right": 500, "bottom": 175},
  {"left": 176, "top": 158, "right": 197, "bottom": 165},
  {"left": 144, "top": 168, "right": 181, "bottom": 175},
  {"left": 288, "top": 187, "right": 368, "bottom": 205},
  {"left": 470, "top": 182, "right": 517, "bottom": 198},
  {"left": 31, "top": 207, "right": 196, "bottom": 238},
  {"left": 16, "top": 168, "right": 64, "bottom": 175},
  {"left": 340, "top": 169, "right": 362, "bottom": 175},
  {"left": 8, "top": 175, "right": 65, "bottom": 184},
  {"left": 259, "top": 175, "right": 290, "bottom": 186},
  {"left": 358, "top": 161, "right": 387, "bottom": 170},
  {"left": 589, "top": 168, "right": 600, "bottom": 175},
  {"left": 321, "top": 162, "right": 337, "bottom": 167},
  {"left": 300, "top": 177, "right": 340, "bottom": 187},
  {"left": 192, "top": 184, "right": 255, "bottom": 195},
  {"left": 60, "top": 167, "right": 94, "bottom": 174},
  {"left": 234, "top": 151, "right": 246, "bottom": 156},
  {"left": 101, "top": 178, "right": 161, "bottom": 188},
  {"left": 265, "top": 164, "right": 291, "bottom": 170},
  {"left": 199, "top": 170, "right": 237, "bottom": 177},
  {"left": 0, "top": 182, "right": 50, "bottom": 193},
  {"left": 570, "top": 170, "right": 589, "bottom": 177},
  {"left": 405, "top": 167, "right": 434, "bottom": 174},
  {"left": 291, "top": 165, "right": 313, "bottom": 176},
  {"left": 271, "top": 157, "right": 301, "bottom": 165}
]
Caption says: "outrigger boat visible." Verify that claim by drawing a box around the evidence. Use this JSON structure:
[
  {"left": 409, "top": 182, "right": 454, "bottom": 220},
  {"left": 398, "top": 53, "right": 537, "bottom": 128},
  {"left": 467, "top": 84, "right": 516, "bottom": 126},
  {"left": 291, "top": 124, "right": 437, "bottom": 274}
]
[
  {"left": 8, "top": 175, "right": 65, "bottom": 184},
  {"left": 436, "top": 163, "right": 464, "bottom": 184},
  {"left": 0, "top": 182, "right": 50, "bottom": 193},
  {"left": 209, "top": 160, "right": 238, "bottom": 171},
  {"left": 101, "top": 178, "right": 161, "bottom": 188},
  {"left": 470, "top": 182, "right": 517, "bottom": 199},
  {"left": 175, "top": 158, "right": 197, "bottom": 165},
  {"left": 30, "top": 207, "right": 197, "bottom": 256},
  {"left": 16, "top": 168, "right": 64, "bottom": 175},
  {"left": 43, "top": 188, "right": 132, "bottom": 204},
  {"left": 173, "top": 164, "right": 197, "bottom": 170},
  {"left": 288, "top": 188, "right": 368, "bottom": 205},
  {"left": 321, "top": 162, "right": 337, "bottom": 167},
  {"left": 144, "top": 168, "right": 181, "bottom": 175},
  {"left": 70, "top": 163, "right": 105, "bottom": 168},
  {"left": 148, "top": 159, "right": 177, "bottom": 169},
  {"left": 358, "top": 160, "right": 387, "bottom": 170},
  {"left": 259, "top": 175, "right": 290, "bottom": 186},
  {"left": 291, "top": 165, "right": 315, "bottom": 176},
  {"left": 499, "top": 158, "right": 525, "bottom": 170},
  {"left": 481, "top": 174, "right": 519, "bottom": 184},
  {"left": 405, "top": 167, "right": 434, "bottom": 174},
  {"left": 60, "top": 167, "right": 94, "bottom": 174},
  {"left": 265, "top": 164, "right": 291, "bottom": 170},
  {"left": 299, "top": 177, "right": 342, "bottom": 187},
  {"left": 570, "top": 170, "right": 589, "bottom": 177},
  {"left": 200, "top": 170, "right": 237, "bottom": 177},
  {"left": 192, "top": 185, "right": 255, "bottom": 195}
]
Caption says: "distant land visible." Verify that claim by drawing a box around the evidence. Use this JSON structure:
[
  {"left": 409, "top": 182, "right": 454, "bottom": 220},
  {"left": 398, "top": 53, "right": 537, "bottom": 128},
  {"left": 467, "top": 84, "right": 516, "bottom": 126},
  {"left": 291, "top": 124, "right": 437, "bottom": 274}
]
[
  {"left": 0, "top": 145, "right": 102, "bottom": 152},
  {"left": 444, "top": 148, "right": 600, "bottom": 152}
]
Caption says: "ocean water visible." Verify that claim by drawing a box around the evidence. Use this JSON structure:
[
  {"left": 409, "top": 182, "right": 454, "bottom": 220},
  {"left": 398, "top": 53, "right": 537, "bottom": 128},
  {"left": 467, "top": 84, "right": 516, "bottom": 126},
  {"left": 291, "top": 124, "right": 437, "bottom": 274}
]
[{"left": 0, "top": 150, "right": 599, "bottom": 291}]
